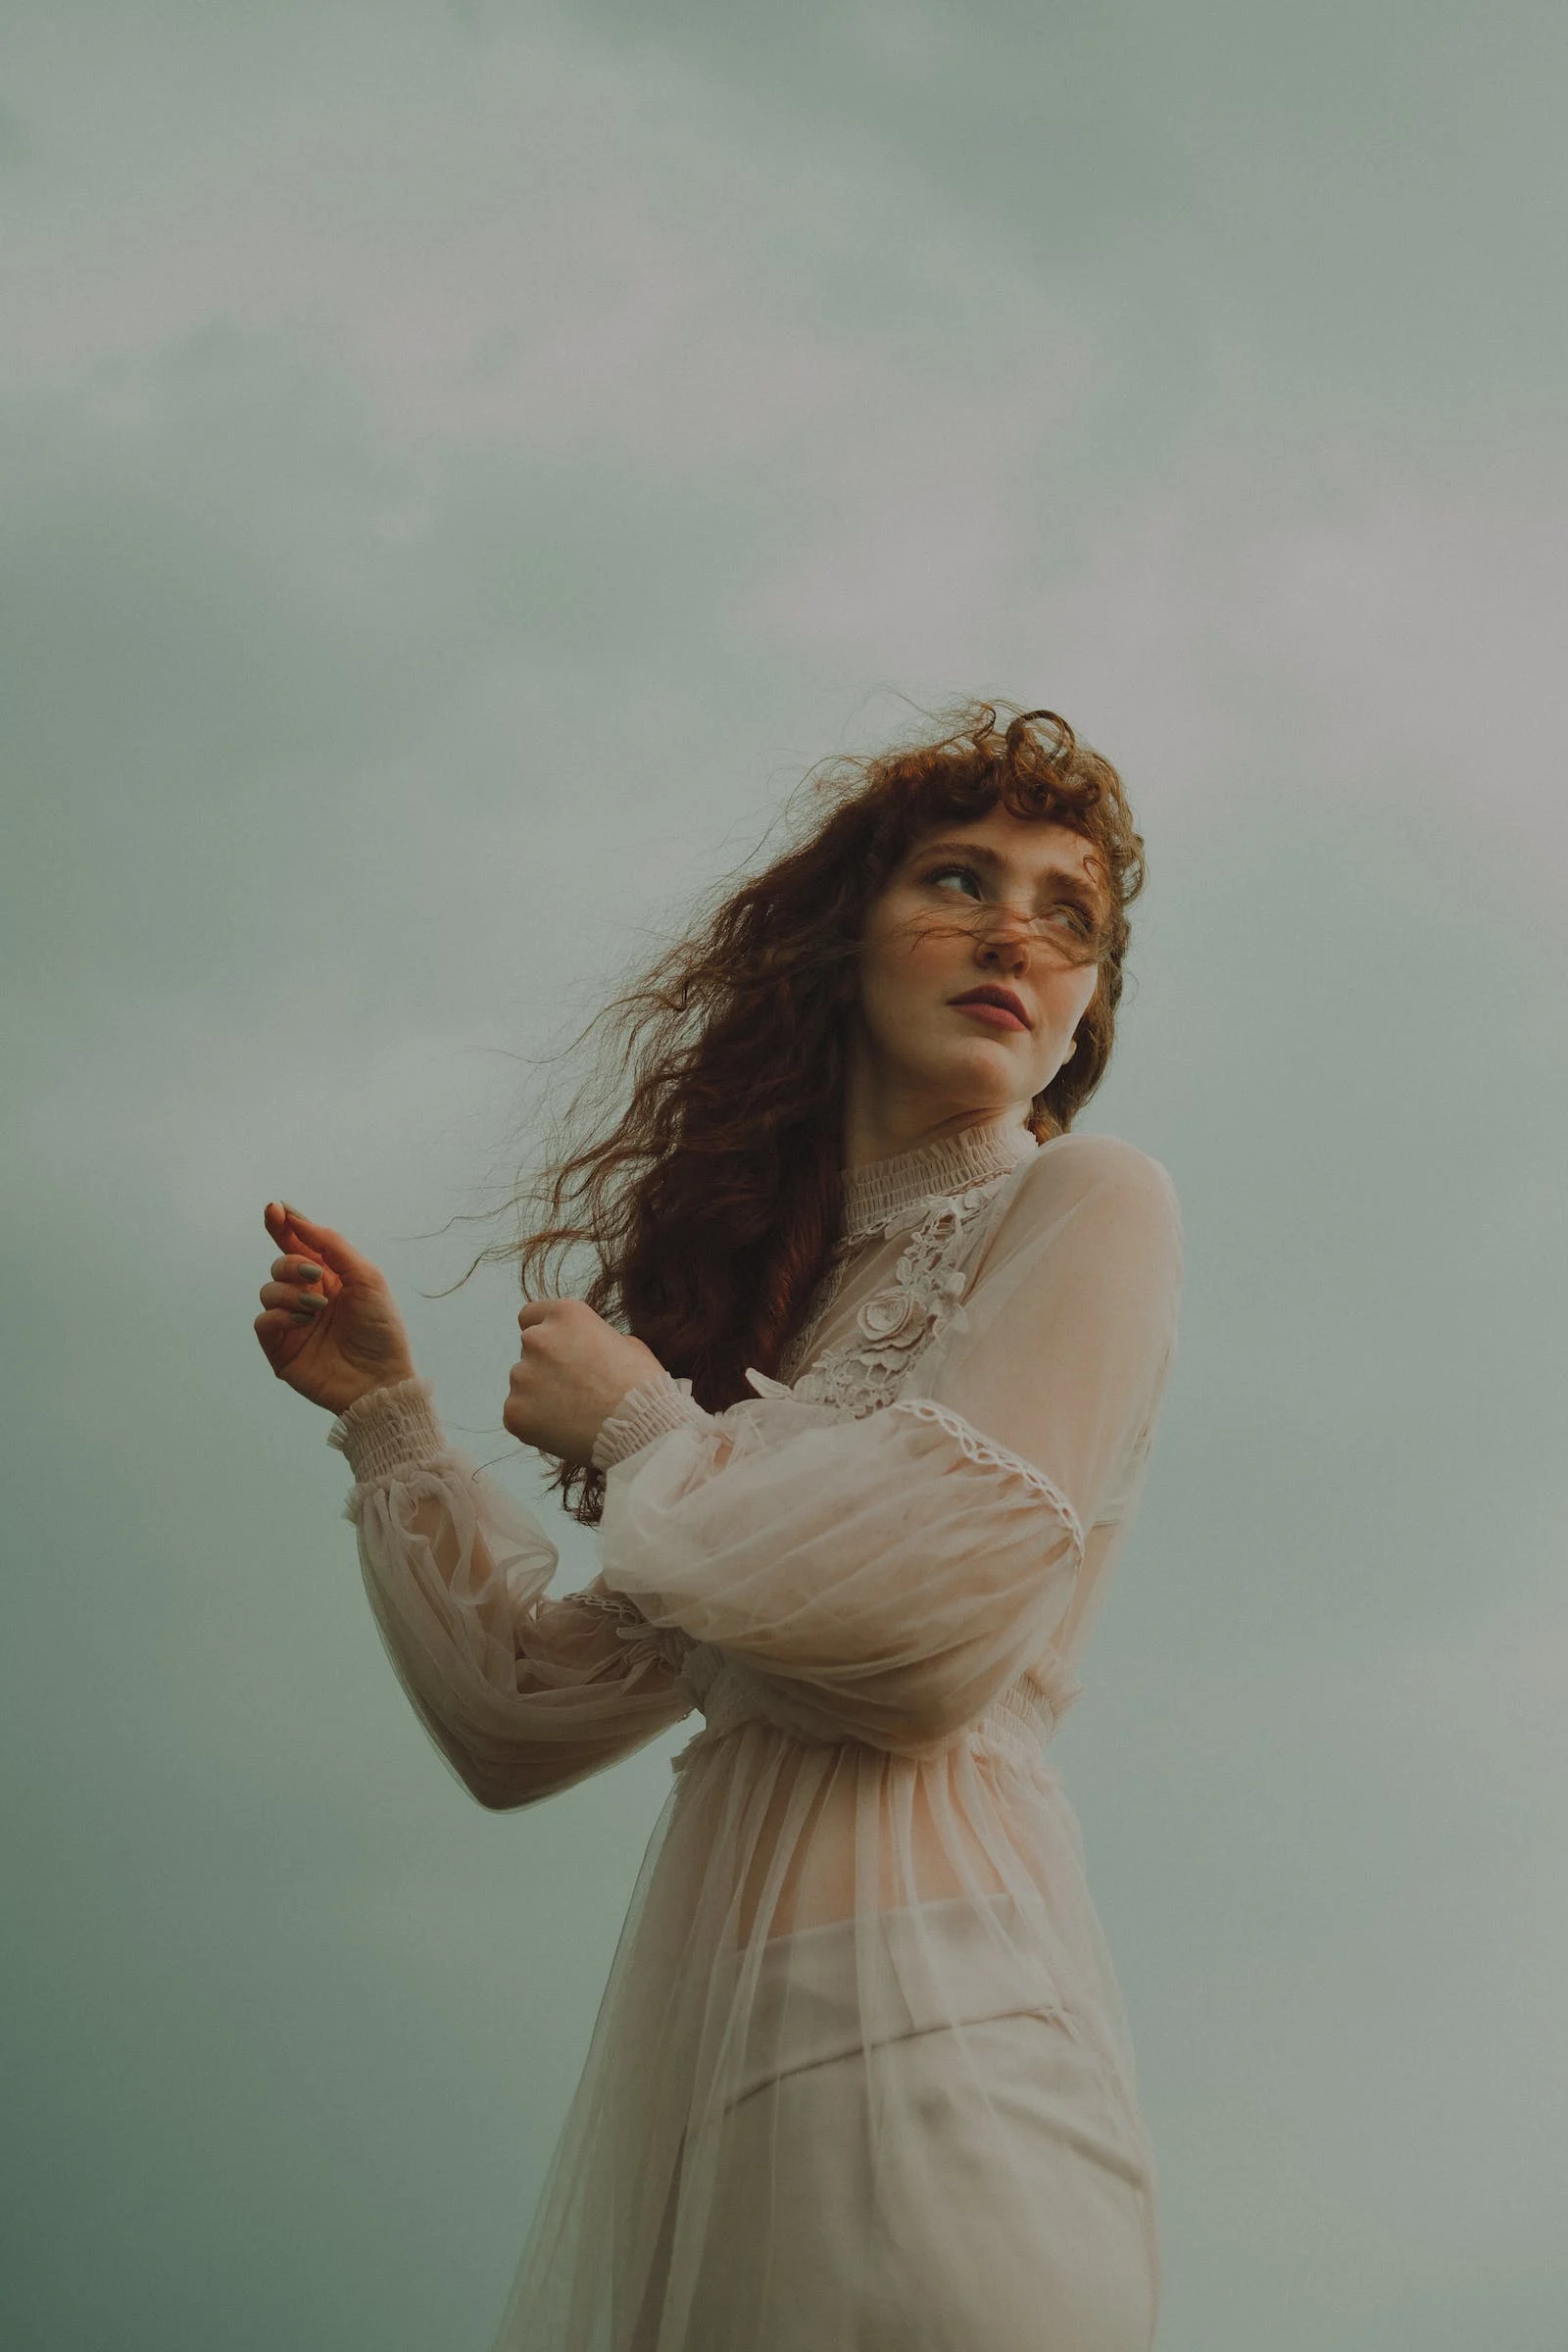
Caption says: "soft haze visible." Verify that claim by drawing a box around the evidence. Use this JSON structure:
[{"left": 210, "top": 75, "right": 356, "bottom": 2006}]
[{"left": 3, "top": 3, "right": 1564, "bottom": 2346}]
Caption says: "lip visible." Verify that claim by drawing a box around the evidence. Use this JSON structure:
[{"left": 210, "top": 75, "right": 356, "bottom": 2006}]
[{"left": 950, "top": 991, "right": 1031, "bottom": 1033}]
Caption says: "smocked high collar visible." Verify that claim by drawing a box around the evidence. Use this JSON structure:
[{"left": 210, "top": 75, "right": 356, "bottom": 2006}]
[{"left": 839, "top": 1112, "right": 1039, "bottom": 1241}]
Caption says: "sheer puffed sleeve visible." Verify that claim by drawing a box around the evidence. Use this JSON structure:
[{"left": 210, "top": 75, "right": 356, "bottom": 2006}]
[
  {"left": 594, "top": 1136, "right": 1182, "bottom": 1756},
  {"left": 327, "top": 1378, "right": 694, "bottom": 1810}
]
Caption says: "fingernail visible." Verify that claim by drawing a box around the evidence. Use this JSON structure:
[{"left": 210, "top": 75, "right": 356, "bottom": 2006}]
[{"left": 299, "top": 1264, "right": 321, "bottom": 1283}]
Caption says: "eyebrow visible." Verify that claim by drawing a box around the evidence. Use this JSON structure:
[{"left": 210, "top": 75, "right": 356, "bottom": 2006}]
[{"left": 912, "top": 838, "right": 1108, "bottom": 912}]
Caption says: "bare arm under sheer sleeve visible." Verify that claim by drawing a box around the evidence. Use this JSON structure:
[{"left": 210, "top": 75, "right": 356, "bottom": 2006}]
[
  {"left": 592, "top": 1136, "right": 1182, "bottom": 1756},
  {"left": 328, "top": 1380, "right": 694, "bottom": 1811}
]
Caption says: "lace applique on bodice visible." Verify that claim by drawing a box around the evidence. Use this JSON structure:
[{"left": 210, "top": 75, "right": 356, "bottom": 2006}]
[{"left": 775, "top": 1172, "right": 1019, "bottom": 1415}]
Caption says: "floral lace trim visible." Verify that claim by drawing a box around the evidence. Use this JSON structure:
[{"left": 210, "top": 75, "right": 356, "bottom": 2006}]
[
  {"left": 889, "top": 1397, "right": 1086, "bottom": 1555},
  {"left": 780, "top": 1173, "right": 1017, "bottom": 1414}
]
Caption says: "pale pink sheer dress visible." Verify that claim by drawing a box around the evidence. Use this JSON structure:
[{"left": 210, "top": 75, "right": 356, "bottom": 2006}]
[{"left": 326, "top": 1114, "right": 1183, "bottom": 2351}]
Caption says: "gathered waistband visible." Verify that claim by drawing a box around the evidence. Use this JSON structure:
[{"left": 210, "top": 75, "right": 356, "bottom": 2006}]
[{"left": 669, "top": 1654, "right": 1069, "bottom": 1785}]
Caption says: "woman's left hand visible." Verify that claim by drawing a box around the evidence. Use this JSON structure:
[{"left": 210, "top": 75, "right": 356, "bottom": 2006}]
[{"left": 505, "top": 1298, "right": 666, "bottom": 1464}]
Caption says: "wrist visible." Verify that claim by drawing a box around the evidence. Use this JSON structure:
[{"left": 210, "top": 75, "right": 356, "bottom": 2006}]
[{"left": 340, "top": 1364, "right": 418, "bottom": 1410}]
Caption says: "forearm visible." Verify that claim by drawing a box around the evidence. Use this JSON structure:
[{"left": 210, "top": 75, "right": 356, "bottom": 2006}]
[
  {"left": 331, "top": 1379, "right": 516, "bottom": 1650},
  {"left": 328, "top": 1377, "right": 693, "bottom": 1807}
]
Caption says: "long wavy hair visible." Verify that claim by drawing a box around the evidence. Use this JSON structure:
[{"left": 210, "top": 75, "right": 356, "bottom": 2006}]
[{"left": 456, "top": 699, "right": 1146, "bottom": 1524}]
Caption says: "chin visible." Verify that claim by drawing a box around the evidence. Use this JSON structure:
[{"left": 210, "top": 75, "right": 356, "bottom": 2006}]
[
  {"left": 941, "top": 1039, "right": 1034, "bottom": 1083},
  {"left": 929, "top": 1057, "right": 1032, "bottom": 1108}
]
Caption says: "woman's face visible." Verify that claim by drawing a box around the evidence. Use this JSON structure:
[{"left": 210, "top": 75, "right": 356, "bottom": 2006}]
[{"left": 849, "top": 807, "right": 1107, "bottom": 1125}]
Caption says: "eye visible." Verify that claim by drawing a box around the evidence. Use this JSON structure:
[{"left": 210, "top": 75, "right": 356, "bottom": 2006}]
[{"left": 925, "top": 860, "right": 984, "bottom": 899}]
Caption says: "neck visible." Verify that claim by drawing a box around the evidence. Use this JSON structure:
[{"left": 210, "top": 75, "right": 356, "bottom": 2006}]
[{"left": 841, "top": 1074, "right": 1033, "bottom": 1174}]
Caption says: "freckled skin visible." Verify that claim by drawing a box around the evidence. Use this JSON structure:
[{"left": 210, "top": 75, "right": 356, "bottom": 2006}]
[{"left": 842, "top": 809, "right": 1103, "bottom": 1173}]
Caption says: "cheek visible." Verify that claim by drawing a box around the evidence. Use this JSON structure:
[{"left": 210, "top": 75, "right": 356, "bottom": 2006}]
[
  {"left": 1040, "top": 965, "right": 1100, "bottom": 1042},
  {"left": 855, "top": 911, "right": 911, "bottom": 1005},
  {"left": 862, "top": 903, "right": 953, "bottom": 989},
  {"left": 857, "top": 929, "right": 949, "bottom": 1046}
]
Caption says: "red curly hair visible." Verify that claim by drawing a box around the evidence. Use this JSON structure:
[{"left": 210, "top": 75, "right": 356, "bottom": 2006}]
[{"left": 457, "top": 700, "right": 1146, "bottom": 1525}]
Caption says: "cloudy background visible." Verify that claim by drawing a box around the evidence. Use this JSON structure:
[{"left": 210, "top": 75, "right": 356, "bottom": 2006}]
[{"left": 4, "top": 2, "right": 1565, "bottom": 2345}]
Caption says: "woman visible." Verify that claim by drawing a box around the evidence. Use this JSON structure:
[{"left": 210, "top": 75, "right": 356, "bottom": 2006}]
[{"left": 254, "top": 702, "right": 1184, "bottom": 2352}]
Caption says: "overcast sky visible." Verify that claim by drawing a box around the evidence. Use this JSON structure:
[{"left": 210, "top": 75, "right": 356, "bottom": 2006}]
[{"left": 3, "top": 4, "right": 1565, "bottom": 2347}]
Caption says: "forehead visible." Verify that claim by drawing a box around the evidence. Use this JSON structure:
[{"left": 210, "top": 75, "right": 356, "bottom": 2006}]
[{"left": 906, "top": 808, "right": 1103, "bottom": 886}]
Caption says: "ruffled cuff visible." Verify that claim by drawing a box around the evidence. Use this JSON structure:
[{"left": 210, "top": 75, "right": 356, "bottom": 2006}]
[
  {"left": 591, "top": 1370, "right": 714, "bottom": 1472},
  {"left": 326, "top": 1374, "right": 448, "bottom": 1486}
]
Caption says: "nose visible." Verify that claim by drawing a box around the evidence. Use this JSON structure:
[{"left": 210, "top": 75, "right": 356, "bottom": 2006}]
[{"left": 975, "top": 910, "right": 1032, "bottom": 973}]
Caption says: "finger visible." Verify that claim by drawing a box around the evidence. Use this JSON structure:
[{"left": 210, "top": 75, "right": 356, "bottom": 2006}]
[
  {"left": 264, "top": 1201, "right": 379, "bottom": 1285},
  {"left": 264, "top": 1202, "right": 319, "bottom": 1267},
  {"left": 254, "top": 1306, "right": 309, "bottom": 1360},
  {"left": 260, "top": 1280, "right": 327, "bottom": 1313},
  {"left": 270, "top": 1255, "right": 331, "bottom": 1294},
  {"left": 269, "top": 1252, "right": 325, "bottom": 1282},
  {"left": 516, "top": 1299, "right": 565, "bottom": 1331}
]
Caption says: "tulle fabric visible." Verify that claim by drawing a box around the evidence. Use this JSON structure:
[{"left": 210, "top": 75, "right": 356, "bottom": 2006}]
[{"left": 326, "top": 1124, "right": 1182, "bottom": 2350}]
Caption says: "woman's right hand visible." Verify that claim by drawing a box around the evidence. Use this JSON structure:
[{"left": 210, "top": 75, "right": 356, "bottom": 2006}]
[{"left": 255, "top": 1200, "right": 418, "bottom": 1416}]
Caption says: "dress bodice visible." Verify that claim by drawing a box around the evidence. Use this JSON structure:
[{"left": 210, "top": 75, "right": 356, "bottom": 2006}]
[{"left": 659, "top": 1111, "right": 1089, "bottom": 1772}]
